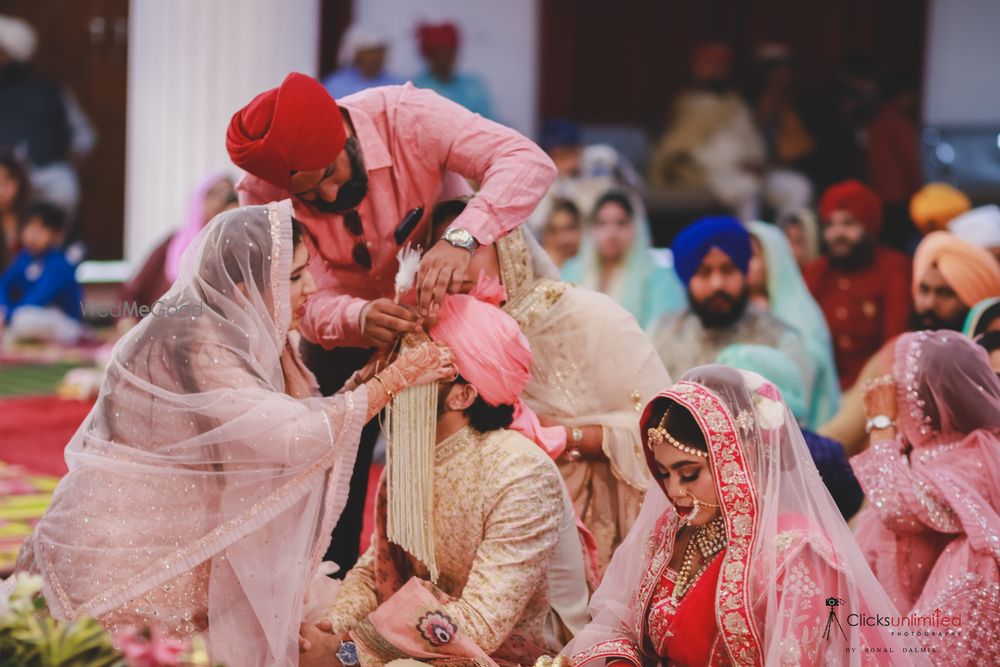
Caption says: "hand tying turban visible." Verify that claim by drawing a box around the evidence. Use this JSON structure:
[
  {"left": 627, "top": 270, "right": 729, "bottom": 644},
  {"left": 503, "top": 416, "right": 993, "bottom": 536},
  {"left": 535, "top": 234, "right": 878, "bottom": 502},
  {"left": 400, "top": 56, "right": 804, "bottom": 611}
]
[
  {"left": 948, "top": 205, "right": 1000, "bottom": 251},
  {"left": 226, "top": 72, "right": 346, "bottom": 191},
  {"left": 819, "top": 180, "right": 882, "bottom": 236},
  {"left": 429, "top": 275, "right": 567, "bottom": 457},
  {"left": 910, "top": 183, "right": 971, "bottom": 234},
  {"left": 417, "top": 22, "right": 459, "bottom": 58},
  {"left": 672, "top": 215, "right": 751, "bottom": 286},
  {"left": 913, "top": 231, "right": 1000, "bottom": 307}
]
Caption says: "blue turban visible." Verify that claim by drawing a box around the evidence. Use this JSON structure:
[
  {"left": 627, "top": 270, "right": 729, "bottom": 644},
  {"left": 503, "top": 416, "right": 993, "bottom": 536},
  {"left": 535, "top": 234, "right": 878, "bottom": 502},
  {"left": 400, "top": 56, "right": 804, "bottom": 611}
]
[
  {"left": 540, "top": 119, "right": 582, "bottom": 152},
  {"left": 671, "top": 216, "right": 751, "bottom": 285}
]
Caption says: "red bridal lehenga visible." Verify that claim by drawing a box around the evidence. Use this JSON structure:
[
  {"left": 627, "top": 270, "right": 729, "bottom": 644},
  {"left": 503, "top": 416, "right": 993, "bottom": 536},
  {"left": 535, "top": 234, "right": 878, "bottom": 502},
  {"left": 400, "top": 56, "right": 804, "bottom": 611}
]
[
  {"left": 563, "top": 365, "right": 932, "bottom": 666},
  {"left": 7, "top": 201, "right": 369, "bottom": 667}
]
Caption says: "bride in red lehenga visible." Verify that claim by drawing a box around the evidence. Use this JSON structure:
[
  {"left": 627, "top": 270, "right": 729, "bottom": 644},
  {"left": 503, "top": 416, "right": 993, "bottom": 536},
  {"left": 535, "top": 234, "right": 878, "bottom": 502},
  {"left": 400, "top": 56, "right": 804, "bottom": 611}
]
[{"left": 563, "top": 365, "right": 931, "bottom": 666}]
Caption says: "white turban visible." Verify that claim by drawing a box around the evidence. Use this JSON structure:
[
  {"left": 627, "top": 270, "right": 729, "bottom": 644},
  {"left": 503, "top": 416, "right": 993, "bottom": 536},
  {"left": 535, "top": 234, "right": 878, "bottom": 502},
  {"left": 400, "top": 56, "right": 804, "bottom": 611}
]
[
  {"left": 948, "top": 204, "right": 1000, "bottom": 249},
  {"left": 0, "top": 15, "right": 37, "bottom": 63},
  {"left": 337, "top": 24, "right": 390, "bottom": 67}
]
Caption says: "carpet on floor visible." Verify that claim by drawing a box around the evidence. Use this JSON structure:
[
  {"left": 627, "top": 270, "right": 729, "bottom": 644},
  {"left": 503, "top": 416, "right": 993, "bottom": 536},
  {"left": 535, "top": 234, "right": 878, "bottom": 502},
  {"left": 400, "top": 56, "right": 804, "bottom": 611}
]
[{"left": 0, "top": 462, "right": 59, "bottom": 575}]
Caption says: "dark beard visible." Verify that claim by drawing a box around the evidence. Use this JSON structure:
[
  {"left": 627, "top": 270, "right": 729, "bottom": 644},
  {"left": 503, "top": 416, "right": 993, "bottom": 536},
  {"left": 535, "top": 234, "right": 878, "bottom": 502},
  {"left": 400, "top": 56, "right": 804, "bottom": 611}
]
[
  {"left": 910, "top": 308, "right": 969, "bottom": 332},
  {"left": 305, "top": 137, "right": 369, "bottom": 213},
  {"left": 825, "top": 236, "right": 875, "bottom": 271},
  {"left": 690, "top": 285, "right": 750, "bottom": 329}
]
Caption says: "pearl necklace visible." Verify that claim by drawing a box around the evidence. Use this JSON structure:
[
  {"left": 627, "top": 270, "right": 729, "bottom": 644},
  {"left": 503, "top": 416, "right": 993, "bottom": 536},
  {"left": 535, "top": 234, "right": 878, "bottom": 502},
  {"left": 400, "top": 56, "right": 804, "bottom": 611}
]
[{"left": 667, "top": 515, "right": 727, "bottom": 611}]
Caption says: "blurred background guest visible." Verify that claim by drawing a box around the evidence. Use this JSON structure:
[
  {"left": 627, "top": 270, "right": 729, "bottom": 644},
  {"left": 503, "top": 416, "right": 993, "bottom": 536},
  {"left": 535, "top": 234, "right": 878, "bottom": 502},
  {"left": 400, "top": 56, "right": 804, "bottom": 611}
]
[
  {"left": 0, "top": 154, "right": 29, "bottom": 272},
  {"left": 0, "top": 15, "right": 95, "bottom": 219},
  {"left": 648, "top": 42, "right": 765, "bottom": 220},
  {"left": 0, "top": 201, "right": 82, "bottom": 345},
  {"left": 777, "top": 207, "right": 820, "bottom": 269},
  {"left": 948, "top": 204, "right": 1000, "bottom": 263},
  {"left": 747, "top": 220, "right": 840, "bottom": 427},
  {"left": 964, "top": 296, "right": 1000, "bottom": 338},
  {"left": 650, "top": 216, "right": 814, "bottom": 402},
  {"left": 413, "top": 21, "right": 494, "bottom": 119},
  {"left": 562, "top": 190, "right": 684, "bottom": 328},
  {"left": 908, "top": 182, "right": 971, "bottom": 239},
  {"left": 322, "top": 24, "right": 403, "bottom": 99},
  {"left": 805, "top": 180, "right": 911, "bottom": 389},
  {"left": 117, "top": 174, "right": 236, "bottom": 331},
  {"left": 539, "top": 197, "right": 582, "bottom": 268}
]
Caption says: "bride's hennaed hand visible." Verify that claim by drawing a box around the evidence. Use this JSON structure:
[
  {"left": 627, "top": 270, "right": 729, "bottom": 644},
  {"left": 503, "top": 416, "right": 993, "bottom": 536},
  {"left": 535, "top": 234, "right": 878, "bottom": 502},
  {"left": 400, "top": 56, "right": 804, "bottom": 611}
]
[{"left": 389, "top": 340, "right": 457, "bottom": 387}]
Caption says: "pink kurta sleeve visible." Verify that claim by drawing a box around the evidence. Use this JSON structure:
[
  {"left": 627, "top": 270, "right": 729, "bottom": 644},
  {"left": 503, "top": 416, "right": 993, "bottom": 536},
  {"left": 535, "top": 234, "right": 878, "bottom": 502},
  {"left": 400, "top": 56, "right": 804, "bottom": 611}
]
[
  {"left": 851, "top": 438, "right": 962, "bottom": 534},
  {"left": 298, "top": 252, "right": 368, "bottom": 348},
  {"left": 398, "top": 87, "right": 557, "bottom": 245}
]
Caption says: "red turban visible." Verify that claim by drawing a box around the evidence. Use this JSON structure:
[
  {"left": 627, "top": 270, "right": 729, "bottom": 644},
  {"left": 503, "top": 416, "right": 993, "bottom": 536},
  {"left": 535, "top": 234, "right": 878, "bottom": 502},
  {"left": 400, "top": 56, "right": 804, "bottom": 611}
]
[
  {"left": 418, "top": 22, "right": 459, "bottom": 58},
  {"left": 226, "top": 72, "right": 346, "bottom": 191},
  {"left": 819, "top": 179, "right": 883, "bottom": 236},
  {"left": 692, "top": 42, "right": 732, "bottom": 71}
]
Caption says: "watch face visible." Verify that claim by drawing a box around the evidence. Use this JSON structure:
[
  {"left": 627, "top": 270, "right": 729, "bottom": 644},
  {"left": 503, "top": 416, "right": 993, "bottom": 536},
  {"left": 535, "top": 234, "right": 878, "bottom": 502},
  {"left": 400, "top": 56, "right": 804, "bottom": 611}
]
[
  {"left": 337, "top": 641, "right": 359, "bottom": 666},
  {"left": 446, "top": 227, "right": 473, "bottom": 245}
]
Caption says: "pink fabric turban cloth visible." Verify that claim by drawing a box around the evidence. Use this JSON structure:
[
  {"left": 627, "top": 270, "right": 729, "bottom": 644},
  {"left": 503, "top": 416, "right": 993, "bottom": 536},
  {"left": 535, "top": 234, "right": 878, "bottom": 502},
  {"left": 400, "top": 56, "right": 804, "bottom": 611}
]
[{"left": 428, "top": 276, "right": 567, "bottom": 457}]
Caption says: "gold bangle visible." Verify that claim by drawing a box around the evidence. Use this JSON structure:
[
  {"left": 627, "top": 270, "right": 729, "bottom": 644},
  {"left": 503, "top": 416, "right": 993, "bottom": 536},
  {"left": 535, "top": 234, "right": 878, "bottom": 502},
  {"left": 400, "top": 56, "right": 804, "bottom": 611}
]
[{"left": 372, "top": 374, "right": 394, "bottom": 400}]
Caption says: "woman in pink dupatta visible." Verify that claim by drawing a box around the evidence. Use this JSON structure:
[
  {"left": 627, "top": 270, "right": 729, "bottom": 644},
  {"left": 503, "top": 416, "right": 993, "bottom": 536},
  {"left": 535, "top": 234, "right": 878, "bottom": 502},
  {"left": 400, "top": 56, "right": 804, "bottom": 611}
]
[
  {"left": 562, "top": 365, "right": 929, "bottom": 666},
  {"left": 853, "top": 330, "right": 1000, "bottom": 665},
  {"left": 8, "top": 200, "right": 455, "bottom": 667}
]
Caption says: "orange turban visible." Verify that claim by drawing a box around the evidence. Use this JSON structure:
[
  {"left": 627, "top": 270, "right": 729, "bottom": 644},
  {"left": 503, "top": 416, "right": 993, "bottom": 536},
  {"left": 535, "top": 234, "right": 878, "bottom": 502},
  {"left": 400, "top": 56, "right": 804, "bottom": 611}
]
[
  {"left": 819, "top": 179, "right": 883, "bottom": 235},
  {"left": 909, "top": 183, "right": 971, "bottom": 234},
  {"left": 913, "top": 231, "right": 1000, "bottom": 307},
  {"left": 226, "top": 73, "right": 346, "bottom": 191}
]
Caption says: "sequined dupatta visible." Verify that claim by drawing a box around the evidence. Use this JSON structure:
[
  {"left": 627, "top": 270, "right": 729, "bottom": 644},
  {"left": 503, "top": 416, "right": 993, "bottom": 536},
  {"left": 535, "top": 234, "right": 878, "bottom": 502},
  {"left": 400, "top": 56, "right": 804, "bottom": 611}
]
[
  {"left": 565, "top": 368, "right": 931, "bottom": 666},
  {"left": 14, "top": 201, "right": 369, "bottom": 667},
  {"left": 851, "top": 331, "right": 1000, "bottom": 663}
]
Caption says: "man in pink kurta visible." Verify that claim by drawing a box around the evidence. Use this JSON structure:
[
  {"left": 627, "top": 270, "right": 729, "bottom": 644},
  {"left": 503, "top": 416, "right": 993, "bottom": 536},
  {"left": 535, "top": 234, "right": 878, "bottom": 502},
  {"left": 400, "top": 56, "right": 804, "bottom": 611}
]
[
  {"left": 227, "top": 73, "right": 556, "bottom": 575},
  {"left": 230, "top": 74, "right": 556, "bottom": 350}
]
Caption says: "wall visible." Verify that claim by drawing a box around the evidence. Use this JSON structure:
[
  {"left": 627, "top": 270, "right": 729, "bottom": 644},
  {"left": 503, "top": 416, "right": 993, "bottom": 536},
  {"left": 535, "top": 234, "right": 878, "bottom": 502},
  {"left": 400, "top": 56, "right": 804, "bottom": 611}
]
[
  {"left": 923, "top": 0, "right": 1000, "bottom": 125},
  {"left": 350, "top": 0, "right": 539, "bottom": 137},
  {"left": 124, "top": 0, "right": 319, "bottom": 264}
]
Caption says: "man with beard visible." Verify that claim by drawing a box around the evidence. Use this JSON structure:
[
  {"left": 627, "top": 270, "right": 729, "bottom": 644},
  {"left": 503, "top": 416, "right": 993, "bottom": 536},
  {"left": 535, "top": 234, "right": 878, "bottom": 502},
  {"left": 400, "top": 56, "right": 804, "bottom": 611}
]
[
  {"left": 649, "top": 216, "right": 814, "bottom": 402},
  {"left": 819, "top": 229, "right": 1000, "bottom": 456},
  {"left": 226, "top": 73, "right": 556, "bottom": 575},
  {"left": 805, "top": 180, "right": 911, "bottom": 388},
  {"left": 911, "top": 231, "right": 1000, "bottom": 331}
]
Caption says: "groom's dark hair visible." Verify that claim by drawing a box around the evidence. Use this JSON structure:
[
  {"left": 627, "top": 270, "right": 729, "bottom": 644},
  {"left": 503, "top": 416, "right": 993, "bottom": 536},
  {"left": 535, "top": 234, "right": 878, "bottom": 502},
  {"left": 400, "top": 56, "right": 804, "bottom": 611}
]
[{"left": 438, "top": 376, "right": 516, "bottom": 432}]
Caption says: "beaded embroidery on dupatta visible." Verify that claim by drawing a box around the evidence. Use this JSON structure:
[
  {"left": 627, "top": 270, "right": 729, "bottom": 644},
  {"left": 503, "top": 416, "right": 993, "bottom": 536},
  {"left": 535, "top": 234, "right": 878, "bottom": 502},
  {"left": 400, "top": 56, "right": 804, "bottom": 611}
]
[{"left": 663, "top": 381, "right": 765, "bottom": 666}]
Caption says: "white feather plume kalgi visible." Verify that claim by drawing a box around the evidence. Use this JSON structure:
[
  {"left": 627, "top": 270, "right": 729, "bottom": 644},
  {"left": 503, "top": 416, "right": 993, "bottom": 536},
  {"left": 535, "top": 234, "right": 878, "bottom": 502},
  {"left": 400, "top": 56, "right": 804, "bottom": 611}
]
[{"left": 394, "top": 244, "right": 422, "bottom": 302}]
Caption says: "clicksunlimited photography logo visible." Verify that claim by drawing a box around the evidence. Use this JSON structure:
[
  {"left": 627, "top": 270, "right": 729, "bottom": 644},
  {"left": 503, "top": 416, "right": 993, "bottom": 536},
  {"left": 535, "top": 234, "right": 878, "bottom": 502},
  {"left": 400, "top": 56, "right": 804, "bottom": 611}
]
[
  {"left": 82, "top": 300, "right": 204, "bottom": 319},
  {"left": 822, "top": 593, "right": 956, "bottom": 656},
  {"left": 824, "top": 596, "right": 848, "bottom": 641}
]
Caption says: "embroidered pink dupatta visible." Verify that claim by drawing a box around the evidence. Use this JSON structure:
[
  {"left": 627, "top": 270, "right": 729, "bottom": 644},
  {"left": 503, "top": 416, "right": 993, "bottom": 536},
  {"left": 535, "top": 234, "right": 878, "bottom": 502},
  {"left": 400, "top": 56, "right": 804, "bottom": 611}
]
[
  {"left": 13, "top": 201, "right": 368, "bottom": 667},
  {"left": 852, "top": 331, "right": 1000, "bottom": 664}
]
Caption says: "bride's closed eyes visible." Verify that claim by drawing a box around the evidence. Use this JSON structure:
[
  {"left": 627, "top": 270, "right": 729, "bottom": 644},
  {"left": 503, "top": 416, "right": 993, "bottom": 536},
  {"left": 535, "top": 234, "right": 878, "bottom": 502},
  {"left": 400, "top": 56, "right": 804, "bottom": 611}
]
[{"left": 654, "top": 463, "right": 701, "bottom": 483}]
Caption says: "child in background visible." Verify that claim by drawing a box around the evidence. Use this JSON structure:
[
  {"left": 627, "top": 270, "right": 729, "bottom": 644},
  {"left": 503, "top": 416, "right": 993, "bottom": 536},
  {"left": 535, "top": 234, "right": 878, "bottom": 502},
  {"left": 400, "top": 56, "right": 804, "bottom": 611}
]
[
  {"left": 0, "top": 155, "right": 30, "bottom": 272},
  {"left": 0, "top": 202, "right": 83, "bottom": 345}
]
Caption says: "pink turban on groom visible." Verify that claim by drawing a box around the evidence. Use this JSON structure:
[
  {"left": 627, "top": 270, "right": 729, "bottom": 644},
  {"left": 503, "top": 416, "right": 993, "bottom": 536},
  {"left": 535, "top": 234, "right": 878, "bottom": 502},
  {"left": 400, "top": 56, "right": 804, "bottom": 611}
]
[{"left": 428, "top": 276, "right": 568, "bottom": 457}]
